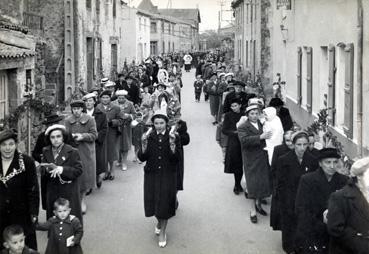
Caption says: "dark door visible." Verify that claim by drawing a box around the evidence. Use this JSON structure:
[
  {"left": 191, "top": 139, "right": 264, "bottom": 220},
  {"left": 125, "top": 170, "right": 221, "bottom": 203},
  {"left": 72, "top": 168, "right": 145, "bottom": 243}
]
[
  {"left": 86, "top": 37, "right": 94, "bottom": 90},
  {"left": 111, "top": 43, "right": 118, "bottom": 80}
]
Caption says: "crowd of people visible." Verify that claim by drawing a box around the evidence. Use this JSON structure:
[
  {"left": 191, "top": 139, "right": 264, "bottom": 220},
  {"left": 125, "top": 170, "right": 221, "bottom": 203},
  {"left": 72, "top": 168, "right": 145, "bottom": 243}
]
[{"left": 0, "top": 49, "right": 368, "bottom": 254}]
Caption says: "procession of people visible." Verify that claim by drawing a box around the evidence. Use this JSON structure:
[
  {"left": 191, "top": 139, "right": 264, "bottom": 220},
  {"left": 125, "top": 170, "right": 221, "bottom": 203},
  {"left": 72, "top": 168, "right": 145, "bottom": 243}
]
[{"left": 0, "top": 50, "right": 368, "bottom": 254}]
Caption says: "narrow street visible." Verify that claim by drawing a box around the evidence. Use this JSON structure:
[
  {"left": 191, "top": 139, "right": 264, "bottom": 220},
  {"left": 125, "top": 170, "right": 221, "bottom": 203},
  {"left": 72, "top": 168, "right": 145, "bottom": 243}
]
[{"left": 36, "top": 69, "right": 284, "bottom": 254}]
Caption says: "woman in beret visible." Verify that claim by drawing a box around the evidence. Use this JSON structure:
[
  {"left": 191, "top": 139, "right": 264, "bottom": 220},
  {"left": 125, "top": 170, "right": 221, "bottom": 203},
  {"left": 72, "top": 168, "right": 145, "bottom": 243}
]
[
  {"left": 41, "top": 125, "right": 83, "bottom": 222},
  {"left": 138, "top": 110, "right": 181, "bottom": 248},
  {"left": 65, "top": 100, "right": 97, "bottom": 214},
  {"left": 327, "top": 157, "right": 369, "bottom": 254},
  {"left": 0, "top": 129, "right": 39, "bottom": 250}
]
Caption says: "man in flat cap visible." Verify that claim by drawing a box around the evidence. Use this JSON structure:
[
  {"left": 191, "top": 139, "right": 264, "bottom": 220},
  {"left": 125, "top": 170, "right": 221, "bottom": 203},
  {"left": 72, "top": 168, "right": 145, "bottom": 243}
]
[{"left": 294, "top": 148, "right": 348, "bottom": 254}]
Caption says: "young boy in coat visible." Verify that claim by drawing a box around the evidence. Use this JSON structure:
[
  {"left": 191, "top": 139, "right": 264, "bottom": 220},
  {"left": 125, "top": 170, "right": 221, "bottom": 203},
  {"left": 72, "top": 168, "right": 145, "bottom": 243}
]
[
  {"left": 194, "top": 75, "right": 204, "bottom": 102},
  {"left": 2, "top": 225, "right": 39, "bottom": 254}
]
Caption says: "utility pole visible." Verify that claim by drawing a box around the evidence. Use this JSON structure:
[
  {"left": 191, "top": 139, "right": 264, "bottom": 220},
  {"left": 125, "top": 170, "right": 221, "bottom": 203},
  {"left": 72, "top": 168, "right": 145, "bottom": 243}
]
[{"left": 167, "top": 0, "right": 172, "bottom": 9}]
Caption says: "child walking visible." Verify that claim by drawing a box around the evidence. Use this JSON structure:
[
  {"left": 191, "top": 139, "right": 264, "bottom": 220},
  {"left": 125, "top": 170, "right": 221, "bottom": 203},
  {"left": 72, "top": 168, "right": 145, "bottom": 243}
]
[
  {"left": 194, "top": 75, "right": 204, "bottom": 102},
  {"left": 37, "top": 198, "right": 83, "bottom": 254},
  {"left": 1, "top": 225, "right": 39, "bottom": 254}
]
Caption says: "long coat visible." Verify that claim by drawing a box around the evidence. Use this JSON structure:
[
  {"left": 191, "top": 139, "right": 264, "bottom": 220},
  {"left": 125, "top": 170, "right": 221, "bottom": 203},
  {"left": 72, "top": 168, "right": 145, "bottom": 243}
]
[
  {"left": 206, "top": 81, "right": 220, "bottom": 116},
  {"left": 222, "top": 111, "right": 243, "bottom": 174},
  {"left": 176, "top": 120, "right": 190, "bottom": 191},
  {"left": 137, "top": 131, "right": 181, "bottom": 220},
  {"left": 237, "top": 120, "right": 272, "bottom": 199},
  {"left": 270, "top": 143, "right": 291, "bottom": 231},
  {"left": 277, "top": 150, "right": 318, "bottom": 253},
  {"left": 0, "top": 152, "right": 39, "bottom": 250},
  {"left": 278, "top": 107, "right": 293, "bottom": 131},
  {"left": 65, "top": 113, "right": 97, "bottom": 192},
  {"left": 327, "top": 181, "right": 369, "bottom": 254},
  {"left": 42, "top": 144, "right": 83, "bottom": 222},
  {"left": 92, "top": 107, "right": 108, "bottom": 175},
  {"left": 96, "top": 103, "right": 123, "bottom": 164},
  {"left": 115, "top": 99, "right": 136, "bottom": 152},
  {"left": 295, "top": 168, "right": 348, "bottom": 253}
]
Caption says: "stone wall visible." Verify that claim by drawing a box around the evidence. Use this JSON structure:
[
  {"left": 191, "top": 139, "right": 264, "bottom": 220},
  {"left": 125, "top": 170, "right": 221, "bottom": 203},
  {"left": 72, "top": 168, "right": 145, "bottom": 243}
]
[{"left": 0, "top": 0, "right": 24, "bottom": 24}]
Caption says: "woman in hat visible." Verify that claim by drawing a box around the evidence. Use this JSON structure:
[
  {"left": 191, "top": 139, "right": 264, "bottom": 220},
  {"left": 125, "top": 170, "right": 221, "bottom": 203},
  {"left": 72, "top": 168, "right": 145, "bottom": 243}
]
[
  {"left": 0, "top": 129, "right": 39, "bottom": 250},
  {"left": 223, "top": 81, "right": 256, "bottom": 114},
  {"left": 294, "top": 148, "right": 348, "bottom": 254},
  {"left": 237, "top": 105, "right": 272, "bottom": 223},
  {"left": 83, "top": 93, "right": 108, "bottom": 189},
  {"left": 96, "top": 90, "right": 123, "bottom": 180},
  {"left": 138, "top": 109, "right": 181, "bottom": 248},
  {"left": 41, "top": 124, "right": 83, "bottom": 222},
  {"left": 64, "top": 100, "right": 97, "bottom": 214},
  {"left": 206, "top": 72, "right": 221, "bottom": 125},
  {"left": 124, "top": 74, "right": 141, "bottom": 105},
  {"left": 222, "top": 98, "right": 244, "bottom": 195},
  {"left": 327, "top": 157, "right": 369, "bottom": 254},
  {"left": 115, "top": 90, "right": 136, "bottom": 171},
  {"left": 269, "top": 97, "right": 293, "bottom": 132},
  {"left": 277, "top": 131, "right": 319, "bottom": 253}
]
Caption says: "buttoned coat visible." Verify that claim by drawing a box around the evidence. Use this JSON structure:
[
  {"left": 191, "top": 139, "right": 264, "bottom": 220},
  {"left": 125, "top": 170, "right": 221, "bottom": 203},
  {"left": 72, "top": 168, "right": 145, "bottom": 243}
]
[
  {"left": 0, "top": 151, "right": 39, "bottom": 250},
  {"left": 42, "top": 144, "right": 83, "bottom": 222},
  {"left": 277, "top": 150, "right": 319, "bottom": 252},
  {"left": 327, "top": 180, "right": 369, "bottom": 254},
  {"left": 295, "top": 168, "right": 348, "bottom": 253},
  {"left": 138, "top": 130, "right": 181, "bottom": 220},
  {"left": 65, "top": 113, "right": 97, "bottom": 192},
  {"left": 176, "top": 120, "right": 190, "bottom": 191},
  {"left": 92, "top": 107, "right": 108, "bottom": 175},
  {"left": 96, "top": 103, "right": 123, "bottom": 164},
  {"left": 270, "top": 143, "right": 291, "bottom": 230},
  {"left": 115, "top": 99, "right": 136, "bottom": 152},
  {"left": 237, "top": 119, "right": 272, "bottom": 199}
]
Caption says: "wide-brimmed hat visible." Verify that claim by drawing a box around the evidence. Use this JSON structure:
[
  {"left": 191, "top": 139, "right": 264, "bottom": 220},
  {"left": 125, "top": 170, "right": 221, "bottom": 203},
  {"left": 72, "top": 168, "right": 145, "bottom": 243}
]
[
  {"left": 0, "top": 129, "right": 18, "bottom": 144},
  {"left": 245, "top": 104, "right": 259, "bottom": 114},
  {"left": 43, "top": 113, "right": 64, "bottom": 125},
  {"left": 45, "top": 124, "right": 66, "bottom": 136},
  {"left": 350, "top": 157, "right": 369, "bottom": 177},
  {"left": 225, "top": 73, "right": 234, "bottom": 78},
  {"left": 317, "top": 148, "right": 341, "bottom": 160},
  {"left": 151, "top": 108, "right": 169, "bottom": 123},
  {"left": 101, "top": 78, "right": 109, "bottom": 84},
  {"left": 82, "top": 93, "right": 97, "bottom": 101},
  {"left": 269, "top": 97, "right": 284, "bottom": 107},
  {"left": 70, "top": 100, "right": 85, "bottom": 108},
  {"left": 104, "top": 81, "right": 116, "bottom": 88}
]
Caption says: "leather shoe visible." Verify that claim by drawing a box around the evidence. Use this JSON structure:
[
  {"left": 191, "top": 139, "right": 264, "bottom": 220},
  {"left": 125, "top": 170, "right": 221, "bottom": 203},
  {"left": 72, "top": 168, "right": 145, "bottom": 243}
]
[
  {"left": 233, "top": 186, "right": 240, "bottom": 195},
  {"left": 244, "top": 192, "right": 249, "bottom": 199},
  {"left": 255, "top": 204, "right": 268, "bottom": 216},
  {"left": 250, "top": 213, "right": 257, "bottom": 224}
]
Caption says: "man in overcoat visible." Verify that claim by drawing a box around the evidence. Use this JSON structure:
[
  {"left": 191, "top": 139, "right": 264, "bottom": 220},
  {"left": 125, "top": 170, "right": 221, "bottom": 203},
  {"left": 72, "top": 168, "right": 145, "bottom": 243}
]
[{"left": 294, "top": 148, "right": 348, "bottom": 254}]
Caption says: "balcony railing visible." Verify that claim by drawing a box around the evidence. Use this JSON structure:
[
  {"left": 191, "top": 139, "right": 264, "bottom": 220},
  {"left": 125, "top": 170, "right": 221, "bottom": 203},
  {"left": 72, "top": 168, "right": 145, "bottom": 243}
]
[{"left": 22, "top": 12, "right": 44, "bottom": 33}]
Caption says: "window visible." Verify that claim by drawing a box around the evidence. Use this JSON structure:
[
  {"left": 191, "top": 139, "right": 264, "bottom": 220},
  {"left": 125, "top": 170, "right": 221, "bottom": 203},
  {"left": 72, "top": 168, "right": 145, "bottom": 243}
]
[
  {"left": 343, "top": 43, "right": 354, "bottom": 138},
  {"left": 144, "top": 19, "right": 146, "bottom": 32},
  {"left": 250, "top": 3, "right": 253, "bottom": 23},
  {"left": 0, "top": 71, "right": 8, "bottom": 120},
  {"left": 139, "top": 17, "right": 142, "bottom": 31},
  {"left": 327, "top": 45, "right": 336, "bottom": 125},
  {"left": 168, "top": 24, "right": 171, "bottom": 34},
  {"left": 151, "top": 22, "right": 157, "bottom": 33},
  {"left": 25, "top": 69, "right": 32, "bottom": 94},
  {"left": 246, "top": 4, "right": 249, "bottom": 24},
  {"left": 113, "top": 0, "right": 116, "bottom": 18},
  {"left": 86, "top": 0, "right": 91, "bottom": 9},
  {"left": 306, "top": 47, "right": 313, "bottom": 113},
  {"left": 297, "top": 47, "right": 302, "bottom": 104},
  {"left": 172, "top": 42, "right": 174, "bottom": 52}
]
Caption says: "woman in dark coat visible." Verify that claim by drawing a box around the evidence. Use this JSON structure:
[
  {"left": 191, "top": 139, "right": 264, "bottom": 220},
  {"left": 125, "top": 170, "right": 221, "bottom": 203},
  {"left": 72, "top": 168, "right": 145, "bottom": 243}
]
[
  {"left": 237, "top": 105, "right": 272, "bottom": 223},
  {"left": 269, "top": 98, "right": 293, "bottom": 132},
  {"left": 206, "top": 72, "right": 221, "bottom": 124},
  {"left": 176, "top": 119, "right": 190, "bottom": 192},
  {"left": 294, "top": 148, "right": 348, "bottom": 254},
  {"left": 277, "top": 131, "right": 319, "bottom": 254},
  {"left": 270, "top": 130, "right": 294, "bottom": 231},
  {"left": 222, "top": 98, "right": 244, "bottom": 195},
  {"left": 41, "top": 125, "right": 83, "bottom": 223},
  {"left": 327, "top": 157, "right": 369, "bottom": 254},
  {"left": 83, "top": 93, "right": 107, "bottom": 188},
  {"left": 0, "top": 129, "right": 39, "bottom": 250},
  {"left": 138, "top": 112, "right": 181, "bottom": 248}
]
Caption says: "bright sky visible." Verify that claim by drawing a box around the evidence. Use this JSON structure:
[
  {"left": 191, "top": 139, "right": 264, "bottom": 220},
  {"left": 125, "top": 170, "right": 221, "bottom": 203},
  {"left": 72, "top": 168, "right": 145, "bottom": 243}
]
[{"left": 131, "top": 0, "right": 234, "bottom": 31}]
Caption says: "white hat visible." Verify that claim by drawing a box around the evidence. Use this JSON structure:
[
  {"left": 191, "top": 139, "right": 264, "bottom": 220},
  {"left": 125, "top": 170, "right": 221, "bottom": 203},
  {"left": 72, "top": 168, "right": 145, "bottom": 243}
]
[
  {"left": 104, "top": 81, "right": 115, "bottom": 88},
  {"left": 245, "top": 104, "right": 259, "bottom": 114},
  {"left": 82, "top": 93, "right": 97, "bottom": 101},
  {"left": 219, "top": 72, "right": 226, "bottom": 77},
  {"left": 248, "top": 98, "right": 264, "bottom": 107},
  {"left": 115, "top": 90, "right": 128, "bottom": 97},
  {"left": 225, "top": 73, "right": 234, "bottom": 78},
  {"left": 350, "top": 157, "right": 369, "bottom": 177},
  {"left": 45, "top": 124, "right": 66, "bottom": 136}
]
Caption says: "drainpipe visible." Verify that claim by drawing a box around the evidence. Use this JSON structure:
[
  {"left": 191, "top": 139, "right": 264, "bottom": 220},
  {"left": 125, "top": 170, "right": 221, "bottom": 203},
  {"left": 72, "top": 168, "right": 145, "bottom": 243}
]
[{"left": 357, "top": 0, "right": 363, "bottom": 157}]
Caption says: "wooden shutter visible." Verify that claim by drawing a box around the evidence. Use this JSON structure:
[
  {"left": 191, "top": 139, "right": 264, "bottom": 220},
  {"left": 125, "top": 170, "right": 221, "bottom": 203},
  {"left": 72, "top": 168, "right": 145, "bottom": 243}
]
[
  {"left": 328, "top": 45, "right": 336, "bottom": 125},
  {"left": 343, "top": 43, "right": 354, "bottom": 138},
  {"left": 64, "top": 0, "right": 75, "bottom": 100},
  {"left": 306, "top": 47, "right": 313, "bottom": 112},
  {"left": 297, "top": 47, "right": 302, "bottom": 104}
]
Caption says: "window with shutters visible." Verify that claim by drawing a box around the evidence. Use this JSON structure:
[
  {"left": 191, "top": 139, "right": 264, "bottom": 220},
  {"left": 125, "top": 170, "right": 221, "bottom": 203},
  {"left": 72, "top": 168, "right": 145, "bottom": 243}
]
[
  {"left": 327, "top": 45, "right": 336, "bottom": 125},
  {"left": 343, "top": 43, "right": 354, "bottom": 138},
  {"left": 297, "top": 47, "right": 302, "bottom": 105},
  {"left": 246, "top": 41, "right": 249, "bottom": 67},
  {"left": 0, "top": 71, "right": 8, "bottom": 120},
  {"left": 306, "top": 47, "right": 313, "bottom": 112}
]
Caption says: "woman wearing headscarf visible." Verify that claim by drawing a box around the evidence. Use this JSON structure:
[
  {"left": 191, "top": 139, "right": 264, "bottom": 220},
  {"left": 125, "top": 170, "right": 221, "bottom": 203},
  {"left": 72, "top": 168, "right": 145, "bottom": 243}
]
[
  {"left": 138, "top": 109, "right": 181, "bottom": 248},
  {"left": 41, "top": 125, "right": 83, "bottom": 222},
  {"left": 237, "top": 105, "right": 272, "bottom": 223},
  {"left": 0, "top": 129, "right": 39, "bottom": 250},
  {"left": 327, "top": 157, "right": 369, "bottom": 254},
  {"left": 64, "top": 100, "right": 97, "bottom": 214}
]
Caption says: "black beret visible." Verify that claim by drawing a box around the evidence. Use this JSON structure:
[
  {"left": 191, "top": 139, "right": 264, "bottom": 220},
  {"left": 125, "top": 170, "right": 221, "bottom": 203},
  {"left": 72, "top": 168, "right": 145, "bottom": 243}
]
[
  {"left": 0, "top": 129, "right": 17, "bottom": 144},
  {"left": 70, "top": 100, "right": 85, "bottom": 108},
  {"left": 99, "top": 90, "right": 112, "bottom": 98},
  {"left": 269, "top": 97, "right": 284, "bottom": 107},
  {"left": 317, "top": 148, "right": 341, "bottom": 160}
]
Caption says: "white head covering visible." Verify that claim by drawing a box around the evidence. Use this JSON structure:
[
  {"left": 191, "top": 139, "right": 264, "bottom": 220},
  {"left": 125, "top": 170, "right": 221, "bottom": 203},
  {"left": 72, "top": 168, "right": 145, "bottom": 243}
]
[
  {"left": 82, "top": 93, "right": 97, "bottom": 101},
  {"left": 115, "top": 90, "right": 128, "bottom": 97},
  {"left": 351, "top": 157, "right": 369, "bottom": 177},
  {"left": 104, "top": 81, "right": 116, "bottom": 88},
  {"left": 263, "top": 107, "right": 277, "bottom": 121},
  {"left": 45, "top": 124, "right": 66, "bottom": 136}
]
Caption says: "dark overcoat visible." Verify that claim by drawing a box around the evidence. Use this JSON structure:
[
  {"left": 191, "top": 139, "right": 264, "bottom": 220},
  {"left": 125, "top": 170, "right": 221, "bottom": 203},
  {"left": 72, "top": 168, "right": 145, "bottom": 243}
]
[
  {"left": 222, "top": 111, "right": 243, "bottom": 174},
  {"left": 176, "top": 120, "right": 190, "bottom": 191},
  {"left": 277, "top": 150, "right": 319, "bottom": 253},
  {"left": 92, "top": 107, "right": 108, "bottom": 175},
  {"left": 42, "top": 144, "right": 83, "bottom": 223},
  {"left": 238, "top": 119, "right": 272, "bottom": 199},
  {"left": 278, "top": 107, "right": 293, "bottom": 131},
  {"left": 295, "top": 168, "right": 348, "bottom": 253},
  {"left": 137, "top": 131, "right": 181, "bottom": 220},
  {"left": 270, "top": 143, "right": 291, "bottom": 230},
  {"left": 0, "top": 152, "right": 39, "bottom": 250},
  {"left": 206, "top": 81, "right": 220, "bottom": 116},
  {"left": 327, "top": 181, "right": 369, "bottom": 254},
  {"left": 96, "top": 103, "right": 123, "bottom": 164}
]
